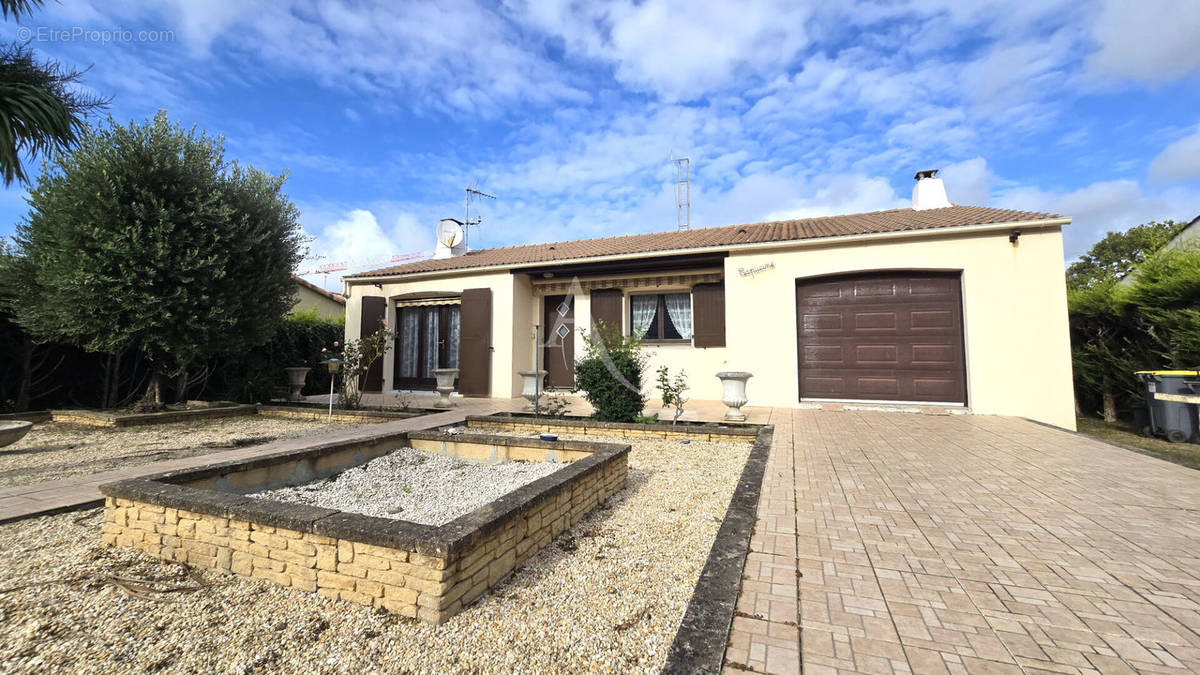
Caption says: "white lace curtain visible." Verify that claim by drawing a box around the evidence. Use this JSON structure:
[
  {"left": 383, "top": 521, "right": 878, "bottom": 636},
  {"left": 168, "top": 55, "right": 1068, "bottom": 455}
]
[
  {"left": 664, "top": 293, "right": 693, "bottom": 340},
  {"left": 399, "top": 308, "right": 419, "bottom": 378},
  {"left": 631, "top": 295, "right": 657, "bottom": 337},
  {"left": 422, "top": 310, "right": 439, "bottom": 376}
]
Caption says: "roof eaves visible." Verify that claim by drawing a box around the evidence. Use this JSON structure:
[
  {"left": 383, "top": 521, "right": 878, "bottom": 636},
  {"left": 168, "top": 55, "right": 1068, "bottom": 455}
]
[{"left": 345, "top": 215, "right": 1070, "bottom": 283}]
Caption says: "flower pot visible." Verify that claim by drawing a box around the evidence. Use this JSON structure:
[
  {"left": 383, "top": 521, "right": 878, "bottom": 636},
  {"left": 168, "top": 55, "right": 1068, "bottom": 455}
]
[
  {"left": 0, "top": 421, "right": 32, "bottom": 449},
  {"left": 433, "top": 368, "right": 459, "bottom": 408},
  {"left": 716, "top": 371, "right": 752, "bottom": 422},
  {"left": 283, "top": 367, "right": 311, "bottom": 402},
  {"left": 518, "top": 370, "right": 548, "bottom": 410}
]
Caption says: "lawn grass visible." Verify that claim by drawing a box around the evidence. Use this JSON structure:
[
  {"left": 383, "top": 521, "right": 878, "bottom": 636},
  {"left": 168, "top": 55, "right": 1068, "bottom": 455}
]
[{"left": 1076, "top": 417, "right": 1200, "bottom": 470}]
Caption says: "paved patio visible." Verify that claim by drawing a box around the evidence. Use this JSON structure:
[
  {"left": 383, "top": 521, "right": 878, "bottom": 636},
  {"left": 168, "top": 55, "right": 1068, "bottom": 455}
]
[{"left": 727, "top": 409, "right": 1200, "bottom": 674}]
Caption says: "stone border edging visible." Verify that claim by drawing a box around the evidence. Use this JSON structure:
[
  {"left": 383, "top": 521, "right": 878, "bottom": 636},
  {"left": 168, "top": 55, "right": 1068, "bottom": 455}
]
[
  {"left": 256, "top": 405, "right": 430, "bottom": 423},
  {"left": 466, "top": 413, "right": 761, "bottom": 438},
  {"left": 52, "top": 404, "right": 258, "bottom": 427},
  {"left": 662, "top": 425, "right": 775, "bottom": 674},
  {"left": 0, "top": 410, "right": 51, "bottom": 423}
]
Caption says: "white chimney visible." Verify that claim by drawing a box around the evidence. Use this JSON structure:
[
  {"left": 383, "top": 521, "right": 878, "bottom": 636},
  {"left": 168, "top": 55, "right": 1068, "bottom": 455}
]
[
  {"left": 912, "top": 169, "right": 952, "bottom": 210},
  {"left": 433, "top": 218, "right": 467, "bottom": 259}
]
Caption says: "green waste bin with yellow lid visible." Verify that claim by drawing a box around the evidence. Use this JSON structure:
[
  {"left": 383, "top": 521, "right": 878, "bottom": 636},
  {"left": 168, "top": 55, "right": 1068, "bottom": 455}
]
[{"left": 1133, "top": 370, "right": 1200, "bottom": 443}]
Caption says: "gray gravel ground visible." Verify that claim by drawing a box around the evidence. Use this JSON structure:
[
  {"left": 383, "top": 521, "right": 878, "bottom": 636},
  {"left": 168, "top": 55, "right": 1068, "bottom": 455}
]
[
  {"left": 0, "top": 432, "right": 752, "bottom": 674},
  {"left": 0, "top": 418, "right": 370, "bottom": 488},
  {"left": 254, "top": 449, "right": 563, "bottom": 525}
]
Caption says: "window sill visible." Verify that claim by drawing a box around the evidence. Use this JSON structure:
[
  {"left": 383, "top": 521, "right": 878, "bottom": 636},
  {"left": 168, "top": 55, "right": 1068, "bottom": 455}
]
[{"left": 637, "top": 339, "right": 692, "bottom": 346}]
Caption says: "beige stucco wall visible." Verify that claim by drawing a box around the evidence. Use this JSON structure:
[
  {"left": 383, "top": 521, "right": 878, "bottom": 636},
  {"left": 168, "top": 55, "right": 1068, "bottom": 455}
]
[
  {"left": 293, "top": 284, "right": 345, "bottom": 320},
  {"left": 723, "top": 226, "right": 1075, "bottom": 429},
  {"left": 345, "top": 271, "right": 522, "bottom": 398}
]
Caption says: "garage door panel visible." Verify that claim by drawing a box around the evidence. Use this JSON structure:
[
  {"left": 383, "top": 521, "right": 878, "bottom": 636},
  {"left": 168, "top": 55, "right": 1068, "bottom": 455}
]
[
  {"left": 803, "top": 344, "right": 844, "bottom": 366},
  {"left": 912, "top": 377, "right": 961, "bottom": 400},
  {"left": 911, "top": 344, "right": 958, "bottom": 366},
  {"left": 854, "top": 344, "right": 897, "bottom": 366},
  {"left": 853, "top": 279, "right": 899, "bottom": 298},
  {"left": 908, "top": 277, "right": 958, "bottom": 296},
  {"left": 797, "top": 272, "right": 966, "bottom": 404},
  {"left": 910, "top": 310, "right": 955, "bottom": 330},
  {"left": 800, "top": 375, "right": 846, "bottom": 396},
  {"left": 802, "top": 312, "right": 843, "bottom": 331},
  {"left": 853, "top": 311, "right": 898, "bottom": 331}
]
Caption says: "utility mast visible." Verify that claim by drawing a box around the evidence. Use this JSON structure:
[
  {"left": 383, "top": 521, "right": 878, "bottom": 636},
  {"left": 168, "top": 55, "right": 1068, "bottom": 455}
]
[
  {"left": 673, "top": 157, "right": 690, "bottom": 230},
  {"left": 464, "top": 185, "right": 496, "bottom": 250}
]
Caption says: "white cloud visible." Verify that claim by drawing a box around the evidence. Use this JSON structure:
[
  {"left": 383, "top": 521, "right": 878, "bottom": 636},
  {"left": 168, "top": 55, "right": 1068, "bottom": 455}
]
[
  {"left": 1150, "top": 124, "right": 1200, "bottom": 184},
  {"left": 938, "top": 158, "right": 991, "bottom": 206},
  {"left": 297, "top": 206, "right": 436, "bottom": 288},
  {"left": 1086, "top": 0, "right": 1200, "bottom": 84},
  {"left": 511, "top": 0, "right": 812, "bottom": 101},
  {"left": 995, "top": 180, "right": 1200, "bottom": 259}
]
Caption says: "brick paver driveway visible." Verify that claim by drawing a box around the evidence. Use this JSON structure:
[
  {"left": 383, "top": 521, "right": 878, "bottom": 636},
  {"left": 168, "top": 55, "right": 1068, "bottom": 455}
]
[{"left": 727, "top": 410, "right": 1200, "bottom": 674}]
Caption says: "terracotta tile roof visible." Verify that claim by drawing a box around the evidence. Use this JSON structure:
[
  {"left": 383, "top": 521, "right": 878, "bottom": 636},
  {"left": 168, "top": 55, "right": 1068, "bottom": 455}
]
[
  {"left": 346, "top": 205, "right": 1063, "bottom": 279},
  {"left": 292, "top": 275, "right": 346, "bottom": 304}
]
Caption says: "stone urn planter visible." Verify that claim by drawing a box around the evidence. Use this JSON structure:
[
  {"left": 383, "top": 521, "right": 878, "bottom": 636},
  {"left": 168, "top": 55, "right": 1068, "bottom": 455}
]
[
  {"left": 283, "top": 367, "right": 311, "bottom": 402},
  {"left": 433, "top": 368, "right": 459, "bottom": 408},
  {"left": 716, "top": 371, "right": 753, "bottom": 422},
  {"left": 518, "top": 370, "right": 548, "bottom": 410},
  {"left": 0, "top": 420, "right": 32, "bottom": 449}
]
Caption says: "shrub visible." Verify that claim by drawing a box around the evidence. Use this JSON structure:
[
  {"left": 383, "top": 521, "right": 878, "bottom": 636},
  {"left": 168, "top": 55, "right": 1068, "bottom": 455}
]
[
  {"left": 574, "top": 322, "right": 647, "bottom": 423},
  {"left": 656, "top": 366, "right": 689, "bottom": 424}
]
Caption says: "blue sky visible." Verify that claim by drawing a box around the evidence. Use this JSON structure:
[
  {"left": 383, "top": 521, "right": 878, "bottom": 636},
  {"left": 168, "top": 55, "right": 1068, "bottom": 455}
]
[{"left": 2, "top": 0, "right": 1199, "bottom": 289}]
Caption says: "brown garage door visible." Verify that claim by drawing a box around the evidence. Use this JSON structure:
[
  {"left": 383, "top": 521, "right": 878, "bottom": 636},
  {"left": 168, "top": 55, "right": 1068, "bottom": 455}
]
[{"left": 796, "top": 272, "right": 966, "bottom": 404}]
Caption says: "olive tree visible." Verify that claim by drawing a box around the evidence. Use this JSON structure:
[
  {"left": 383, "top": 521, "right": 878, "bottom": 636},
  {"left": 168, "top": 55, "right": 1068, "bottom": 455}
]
[{"left": 7, "top": 111, "right": 303, "bottom": 405}]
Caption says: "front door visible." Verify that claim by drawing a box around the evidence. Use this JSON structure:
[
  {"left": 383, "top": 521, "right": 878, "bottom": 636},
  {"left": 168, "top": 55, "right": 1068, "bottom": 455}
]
[
  {"left": 543, "top": 294, "right": 574, "bottom": 388},
  {"left": 394, "top": 304, "right": 460, "bottom": 390}
]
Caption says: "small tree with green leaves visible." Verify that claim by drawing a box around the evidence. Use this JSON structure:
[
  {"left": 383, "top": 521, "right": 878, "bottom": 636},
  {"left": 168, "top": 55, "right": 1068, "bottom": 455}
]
[
  {"left": 324, "top": 319, "right": 394, "bottom": 409},
  {"left": 656, "top": 365, "right": 689, "bottom": 425},
  {"left": 574, "top": 321, "right": 647, "bottom": 422},
  {"left": 1066, "top": 220, "right": 1184, "bottom": 291},
  {"left": 7, "top": 111, "right": 304, "bottom": 406}
]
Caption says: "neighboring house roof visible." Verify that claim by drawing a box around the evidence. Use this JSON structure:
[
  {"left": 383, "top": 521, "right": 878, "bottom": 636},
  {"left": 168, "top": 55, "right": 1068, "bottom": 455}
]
[
  {"left": 292, "top": 275, "right": 346, "bottom": 304},
  {"left": 1162, "top": 214, "right": 1200, "bottom": 252},
  {"left": 346, "top": 205, "right": 1062, "bottom": 279}
]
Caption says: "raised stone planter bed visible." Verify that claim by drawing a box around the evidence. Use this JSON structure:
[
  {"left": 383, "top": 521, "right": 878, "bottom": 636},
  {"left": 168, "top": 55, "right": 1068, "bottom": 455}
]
[
  {"left": 467, "top": 413, "right": 761, "bottom": 442},
  {"left": 98, "top": 428, "right": 628, "bottom": 625},
  {"left": 52, "top": 403, "right": 258, "bottom": 428}
]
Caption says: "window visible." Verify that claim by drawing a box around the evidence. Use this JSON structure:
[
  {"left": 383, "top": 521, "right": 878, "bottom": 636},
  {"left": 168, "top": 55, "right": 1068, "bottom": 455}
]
[{"left": 630, "top": 292, "right": 693, "bottom": 341}]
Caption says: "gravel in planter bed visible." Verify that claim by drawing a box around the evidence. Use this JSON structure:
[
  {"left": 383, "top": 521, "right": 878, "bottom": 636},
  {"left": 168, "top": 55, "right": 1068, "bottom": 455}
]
[{"left": 251, "top": 448, "right": 563, "bottom": 525}]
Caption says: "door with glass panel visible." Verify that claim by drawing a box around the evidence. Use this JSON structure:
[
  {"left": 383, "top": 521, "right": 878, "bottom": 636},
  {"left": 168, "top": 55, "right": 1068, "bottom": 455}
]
[{"left": 394, "top": 304, "right": 460, "bottom": 390}]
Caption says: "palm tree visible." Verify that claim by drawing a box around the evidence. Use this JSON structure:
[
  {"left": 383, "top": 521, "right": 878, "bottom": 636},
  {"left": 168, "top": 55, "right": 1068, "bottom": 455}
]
[{"left": 0, "top": 0, "right": 107, "bottom": 185}]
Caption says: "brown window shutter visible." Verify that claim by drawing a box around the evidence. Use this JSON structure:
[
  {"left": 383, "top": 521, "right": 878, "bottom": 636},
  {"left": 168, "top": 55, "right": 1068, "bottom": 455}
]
[
  {"left": 691, "top": 282, "right": 726, "bottom": 348},
  {"left": 359, "top": 295, "right": 387, "bottom": 391},
  {"left": 589, "top": 288, "right": 623, "bottom": 342},
  {"left": 457, "top": 288, "right": 492, "bottom": 397}
]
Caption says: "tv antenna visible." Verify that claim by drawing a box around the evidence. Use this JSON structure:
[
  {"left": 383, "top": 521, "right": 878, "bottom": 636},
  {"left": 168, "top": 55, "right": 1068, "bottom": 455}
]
[
  {"left": 672, "top": 156, "right": 690, "bottom": 230},
  {"left": 464, "top": 185, "right": 496, "bottom": 249}
]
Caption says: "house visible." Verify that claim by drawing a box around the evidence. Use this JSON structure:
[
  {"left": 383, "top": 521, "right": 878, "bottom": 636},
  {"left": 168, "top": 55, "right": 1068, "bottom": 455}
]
[
  {"left": 342, "top": 170, "right": 1076, "bottom": 429},
  {"left": 1162, "top": 214, "right": 1200, "bottom": 252},
  {"left": 292, "top": 275, "right": 346, "bottom": 320}
]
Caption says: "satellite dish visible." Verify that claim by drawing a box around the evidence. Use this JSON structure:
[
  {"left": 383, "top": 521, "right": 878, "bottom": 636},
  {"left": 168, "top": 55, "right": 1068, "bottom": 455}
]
[{"left": 436, "top": 219, "right": 464, "bottom": 248}]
